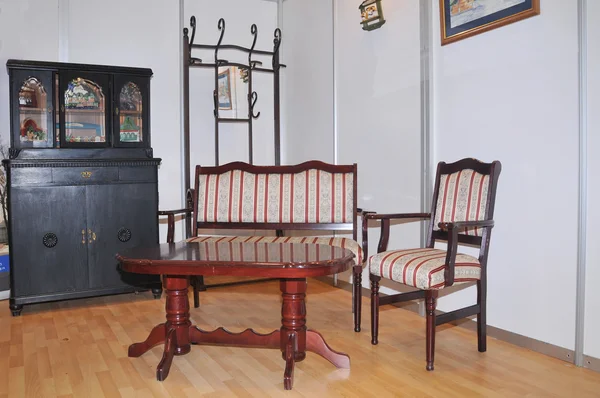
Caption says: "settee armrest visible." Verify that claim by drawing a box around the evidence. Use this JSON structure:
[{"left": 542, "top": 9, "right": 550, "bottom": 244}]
[{"left": 158, "top": 209, "right": 193, "bottom": 243}]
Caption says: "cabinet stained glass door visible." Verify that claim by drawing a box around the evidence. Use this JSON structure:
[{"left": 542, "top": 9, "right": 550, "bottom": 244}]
[
  {"left": 11, "top": 70, "right": 55, "bottom": 148},
  {"left": 59, "top": 72, "right": 110, "bottom": 147},
  {"left": 114, "top": 75, "right": 149, "bottom": 147}
]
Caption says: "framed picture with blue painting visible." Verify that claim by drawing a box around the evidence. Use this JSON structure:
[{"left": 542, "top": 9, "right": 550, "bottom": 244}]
[
  {"left": 440, "top": 0, "right": 540, "bottom": 45},
  {"left": 217, "top": 69, "right": 232, "bottom": 110}
]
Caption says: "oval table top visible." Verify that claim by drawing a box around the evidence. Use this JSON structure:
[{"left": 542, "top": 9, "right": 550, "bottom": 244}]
[{"left": 117, "top": 240, "right": 355, "bottom": 278}]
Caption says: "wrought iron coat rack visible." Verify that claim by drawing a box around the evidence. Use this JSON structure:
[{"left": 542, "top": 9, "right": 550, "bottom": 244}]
[{"left": 182, "top": 16, "right": 285, "bottom": 194}]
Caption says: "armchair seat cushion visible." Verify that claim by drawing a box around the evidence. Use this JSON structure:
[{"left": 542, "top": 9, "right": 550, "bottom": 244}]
[
  {"left": 188, "top": 235, "right": 363, "bottom": 264},
  {"left": 369, "top": 248, "right": 480, "bottom": 290}
]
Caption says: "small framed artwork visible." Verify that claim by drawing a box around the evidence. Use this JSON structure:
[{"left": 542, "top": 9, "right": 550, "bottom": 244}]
[
  {"left": 217, "top": 69, "right": 232, "bottom": 110},
  {"left": 440, "top": 0, "right": 540, "bottom": 45}
]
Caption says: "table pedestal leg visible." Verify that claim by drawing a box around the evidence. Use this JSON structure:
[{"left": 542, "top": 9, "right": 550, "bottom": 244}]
[
  {"left": 128, "top": 275, "right": 191, "bottom": 381},
  {"left": 128, "top": 274, "right": 350, "bottom": 390},
  {"left": 280, "top": 279, "right": 307, "bottom": 363}
]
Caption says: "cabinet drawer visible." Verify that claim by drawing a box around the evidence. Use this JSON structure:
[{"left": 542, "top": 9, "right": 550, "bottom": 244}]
[
  {"left": 53, "top": 167, "right": 119, "bottom": 184},
  {"left": 10, "top": 168, "right": 53, "bottom": 186},
  {"left": 119, "top": 166, "right": 157, "bottom": 183}
]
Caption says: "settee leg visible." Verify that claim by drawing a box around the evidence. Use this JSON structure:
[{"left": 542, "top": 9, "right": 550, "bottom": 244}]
[{"left": 353, "top": 265, "right": 362, "bottom": 332}]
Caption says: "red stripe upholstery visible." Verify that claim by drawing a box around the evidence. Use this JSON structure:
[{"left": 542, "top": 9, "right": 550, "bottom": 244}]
[
  {"left": 197, "top": 169, "right": 354, "bottom": 224},
  {"left": 369, "top": 248, "right": 480, "bottom": 290},
  {"left": 433, "top": 169, "right": 490, "bottom": 236},
  {"left": 188, "top": 235, "right": 363, "bottom": 264},
  {"left": 183, "top": 240, "right": 350, "bottom": 264}
]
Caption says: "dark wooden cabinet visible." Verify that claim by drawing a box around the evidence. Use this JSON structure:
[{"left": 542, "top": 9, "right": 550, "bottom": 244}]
[{"left": 4, "top": 60, "right": 162, "bottom": 316}]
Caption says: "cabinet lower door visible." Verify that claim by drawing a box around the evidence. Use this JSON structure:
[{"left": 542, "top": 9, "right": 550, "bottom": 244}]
[
  {"left": 86, "top": 183, "right": 158, "bottom": 289},
  {"left": 10, "top": 186, "right": 88, "bottom": 296}
]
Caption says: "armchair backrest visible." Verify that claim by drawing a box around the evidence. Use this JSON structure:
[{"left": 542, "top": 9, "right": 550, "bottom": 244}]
[
  {"left": 427, "top": 158, "right": 502, "bottom": 247},
  {"left": 192, "top": 161, "right": 358, "bottom": 240}
]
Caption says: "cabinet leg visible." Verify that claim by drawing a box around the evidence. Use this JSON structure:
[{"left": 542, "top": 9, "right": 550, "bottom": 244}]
[
  {"left": 152, "top": 287, "right": 163, "bottom": 299},
  {"left": 10, "top": 302, "right": 23, "bottom": 317}
]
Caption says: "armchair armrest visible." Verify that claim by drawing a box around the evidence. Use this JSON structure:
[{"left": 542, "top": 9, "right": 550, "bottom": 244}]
[
  {"left": 438, "top": 220, "right": 494, "bottom": 231},
  {"left": 441, "top": 220, "right": 494, "bottom": 287},
  {"left": 365, "top": 212, "right": 430, "bottom": 220},
  {"left": 357, "top": 208, "right": 377, "bottom": 261},
  {"left": 365, "top": 213, "right": 431, "bottom": 254}
]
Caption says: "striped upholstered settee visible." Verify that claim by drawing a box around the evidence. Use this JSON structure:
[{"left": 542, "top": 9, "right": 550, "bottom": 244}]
[{"left": 161, "top": 161, "right": 371, "bottom": 332}]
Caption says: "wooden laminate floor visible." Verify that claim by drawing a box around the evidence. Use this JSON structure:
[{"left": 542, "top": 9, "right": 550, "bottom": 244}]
[{"left": 1, "top": 278, "right": 599, "bottom": 397}]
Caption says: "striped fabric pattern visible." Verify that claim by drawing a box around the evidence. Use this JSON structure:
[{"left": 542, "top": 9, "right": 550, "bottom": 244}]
[
  {"left": 196, "top": 170, "right": 354, "bottom": 224},
  {"left": 433, "top": 169, "right": 490, "bottom": 237},
  {"left": 188, "top": 235, "right": 363, "bottom": 264},
  {"left": 369, "top": 248, "right": 480, "bottom": 290},
  {"left": 185, "top": 240, "right": 351, "bottom": 264}
]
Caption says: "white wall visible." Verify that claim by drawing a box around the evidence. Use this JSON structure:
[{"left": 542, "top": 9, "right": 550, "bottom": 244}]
[
  {"left": 281, "top": 1, "right": 423, "bottom": 290},
  {"left": 584, "top": 0, "right": 600, "bottom": 359},
  {"left": 335, "top": 1, "right": 423, "bottom": 289},
  {"left": 185, "top": 0, "right": 277, "bottom": 169},
  {"left": 432, "top": 1, "right": 580, "bottom": 350},
  {"left": 66, "top": 0, "right": 183, "bottom": 240},
  {"left": 0, "top": 0, "right": 60, "bottom": 147},
  {"left": 282, "top": 0, "right": 334, "bottom": 164}
]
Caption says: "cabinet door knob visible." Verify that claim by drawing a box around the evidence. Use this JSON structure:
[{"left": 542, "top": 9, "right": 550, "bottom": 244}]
[
  {"left": 115, "top": 107, "right": 120, "bottom": 116},
  {"left": 61, "top": 105, "right": 65, "bottom": 112},
  {"left": 81, "top": 171, "right": 92, "bottom": 178},
  {"left": 43, "top": 233, "right": 58, "bottom": 248},
  {"left": 81, "top": 229, "right": 86, "bottom": 244},
  {"left": 118, "top": 228, "right": 132, "bottom": 243}
]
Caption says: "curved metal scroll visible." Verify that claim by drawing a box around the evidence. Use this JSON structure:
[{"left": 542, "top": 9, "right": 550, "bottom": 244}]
[
  {"left": 250, "top": 91, "right": 260, "bottom": 119},
  {"left": 185, "top": 16, "right": 201, "bottom": 64},
  {"left": 249, "top": 24, "right": 258, "bottom": 67},
  {"left": 215, "top": 18, "right": 226, "bottom": 64},
  {"left": 189, "top": 16, "right": 197, "bottom": 47},
  {"left": 273, "top": 28, "right": 282, "bottom": 70}
]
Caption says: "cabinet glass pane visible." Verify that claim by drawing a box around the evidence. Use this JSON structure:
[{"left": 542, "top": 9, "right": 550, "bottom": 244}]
[
  {"left": 18, "top": 77, "right": 53, "bottom": 148},
  {"left": 119, "top": 82, "right": 143, "bottom": 143},
  {"left": 64, "top": 78, "right": 106, "bottom": 144}
]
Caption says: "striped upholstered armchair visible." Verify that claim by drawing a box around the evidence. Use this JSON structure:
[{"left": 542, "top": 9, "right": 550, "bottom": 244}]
[
  {"left": 363, "top": 158, "right": 501, "bottom": 371},
  {"left": 160, "top": 161, "right": 371, "bottom": 332}
]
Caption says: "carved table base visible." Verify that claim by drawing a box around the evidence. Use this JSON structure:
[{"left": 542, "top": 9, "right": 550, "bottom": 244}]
[{"left": 129, "top": 276, "right": 350, "bottom": 390}]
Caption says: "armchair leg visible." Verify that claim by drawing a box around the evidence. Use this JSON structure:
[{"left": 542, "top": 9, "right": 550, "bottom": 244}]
[
  {"left": 353, "top": 265, "right": 362, "bottom": 332},
  {"left": 370, "top": 274, "right": 381, "bottom": 345},
  {"left": 477, "top": 279, "right": 487, "bottom": 352},
  {"left": 191, "top": 276, "right": 206, "bottom": 308},
  {"left": 425, "top": 289, "right": 438, "bottom": 371}
]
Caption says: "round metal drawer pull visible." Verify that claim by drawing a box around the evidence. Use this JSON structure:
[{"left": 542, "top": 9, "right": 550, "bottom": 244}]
[
  {"left": 118, "top": 228, "right": 132, "bottom": 242},
  {"left": 43, "top": 233, "right": 58, "bottom": 248}
]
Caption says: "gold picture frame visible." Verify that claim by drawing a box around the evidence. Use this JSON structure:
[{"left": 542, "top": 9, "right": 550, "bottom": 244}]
[{"left": 440, "top": 0, "right": 540, "bottom": 46}]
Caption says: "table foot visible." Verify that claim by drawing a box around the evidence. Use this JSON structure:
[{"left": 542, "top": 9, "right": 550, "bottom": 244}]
[
  {"left": 189, "top": 326, "right": 280, "bottom": 348},
  {"left": 306, "top": 330, "right": 350, "bottom": 369},
  {"left": 128, "top": 323, "right": 166, "bottom": 357},
  {"left": 283, "top": 333, "right": 297, "bottom": 390},
  {"left": 157, "top": 328, "right": 178, "bottom": 381}
]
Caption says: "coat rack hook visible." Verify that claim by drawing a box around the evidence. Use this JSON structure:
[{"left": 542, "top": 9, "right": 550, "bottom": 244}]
[
  {"left": 215, "top": 18, "right": 226, "bottom": 63},
  {"left": 273, "top": 28, "right": 282, "bottom": 70},
  {"left": 249, "top": 24, "right": 258, "bottom": 68},
  {"left": 250, "top": 91, "right": 260, "bottom": 119},
  {"left": 189, "top": 16, "right": 197, "bottom": 47}
]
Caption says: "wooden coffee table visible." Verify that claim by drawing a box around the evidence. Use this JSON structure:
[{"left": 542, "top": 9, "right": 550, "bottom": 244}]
[{"left": 117, "top": 240, "right": 354, "bottom": 390}]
